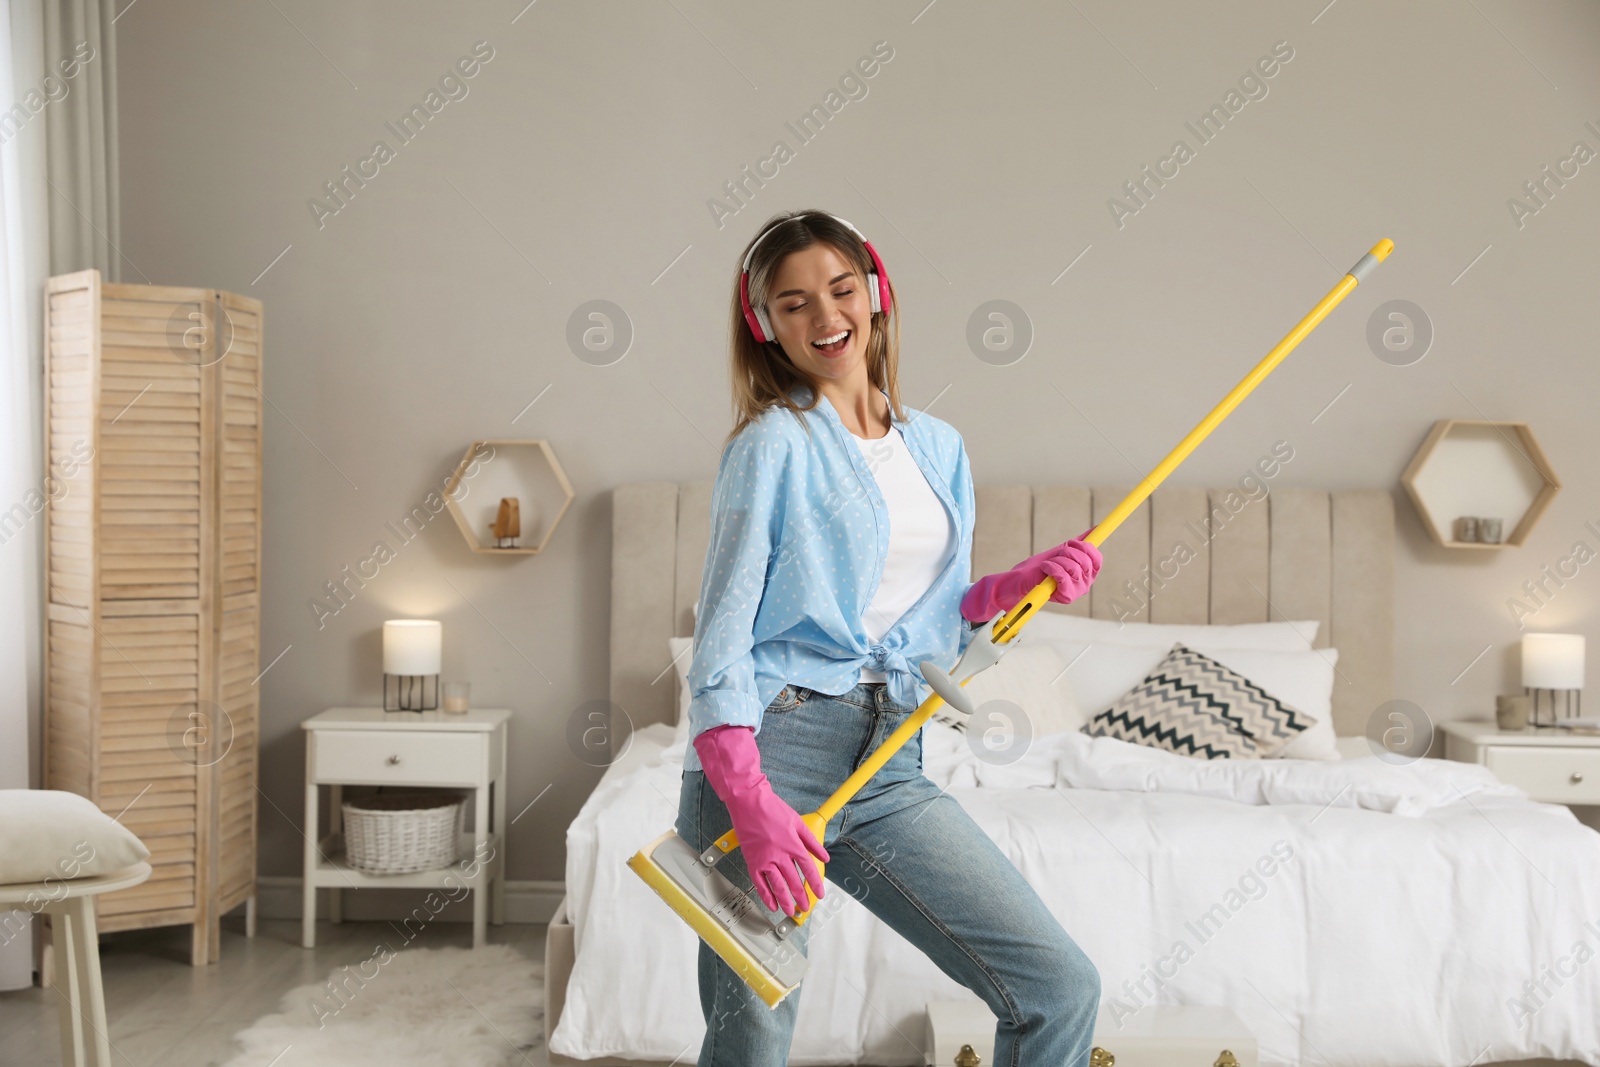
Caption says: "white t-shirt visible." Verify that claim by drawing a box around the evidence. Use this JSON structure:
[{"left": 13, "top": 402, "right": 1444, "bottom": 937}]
[{"left": 847, "top": 424, "right": 956, "bottom": 682}]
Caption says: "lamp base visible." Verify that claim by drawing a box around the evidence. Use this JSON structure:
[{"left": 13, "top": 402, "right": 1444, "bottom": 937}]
[
  {"left": 1525, "top": 686, "right": 1580, "bottom": 728},
  {"left": 384, "top": 673, "right": 439, "bottom": 712}
]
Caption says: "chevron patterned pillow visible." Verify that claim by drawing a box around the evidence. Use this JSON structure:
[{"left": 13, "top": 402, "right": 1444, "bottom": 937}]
[{"left": 1085, "top": 643, "right": 1314, "bottom": 760}]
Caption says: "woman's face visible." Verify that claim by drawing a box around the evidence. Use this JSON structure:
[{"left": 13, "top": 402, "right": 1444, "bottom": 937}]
[{"left": 763, "top": 242, "right": 873, "bottom": 384}]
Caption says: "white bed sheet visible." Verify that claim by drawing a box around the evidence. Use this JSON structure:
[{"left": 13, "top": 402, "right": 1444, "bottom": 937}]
[{"left": 554, "top": 724, "right": 1600, "bottom": 1066}]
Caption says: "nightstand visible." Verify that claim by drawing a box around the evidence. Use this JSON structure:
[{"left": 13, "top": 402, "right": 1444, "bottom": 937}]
[
  {"left": 300, "top": 707, "right": 510, "bottom": 949},
  {"left": 1440, "top": 720, "right": 1600, "bottom": 809}
]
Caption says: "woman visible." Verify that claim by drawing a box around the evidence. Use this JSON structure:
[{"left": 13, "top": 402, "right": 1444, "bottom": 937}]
[{"left": 679, "top": 209, "right": 1104, "bottom": 1066}]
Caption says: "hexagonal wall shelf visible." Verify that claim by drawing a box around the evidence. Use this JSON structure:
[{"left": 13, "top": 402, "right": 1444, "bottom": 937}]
[
  {"left": 444, "top": 439, "right": 575, "bottom": 555},
  {"left": 1400, "top": 419, "right": 1559, "bottom": 549}
]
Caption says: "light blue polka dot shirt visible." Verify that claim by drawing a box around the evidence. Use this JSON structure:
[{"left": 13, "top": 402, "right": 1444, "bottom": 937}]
[{"left": 684, "top": 381, "right": 979, "bottom": 771}]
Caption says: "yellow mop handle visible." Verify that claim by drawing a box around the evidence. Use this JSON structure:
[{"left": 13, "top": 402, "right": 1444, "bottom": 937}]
[
  {"left": 713, "top": 239, "right": 1393, "bottom": 914},
  {"left": 982, "top": 237, "right": 1395, "bottom": 644}
]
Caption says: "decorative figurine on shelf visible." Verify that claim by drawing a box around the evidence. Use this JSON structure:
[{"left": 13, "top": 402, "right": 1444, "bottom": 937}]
[
  {"left": 489, "top": 496, "right": 521, "bottom": 548},
  {"left": 1454, "top": 516, "right": 1479, "bottom": 542}
]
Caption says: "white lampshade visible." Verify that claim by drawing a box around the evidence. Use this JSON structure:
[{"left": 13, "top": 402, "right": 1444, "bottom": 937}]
[
  {"left": 1521, "top": 633, "right": 1585, "bottom": 690},
  {"left": 383, "top": 620, "right": 442, "bottom": 675}
]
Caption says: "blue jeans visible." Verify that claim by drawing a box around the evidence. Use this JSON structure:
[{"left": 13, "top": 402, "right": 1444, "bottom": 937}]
[{"left": 675, "top": 681, "right": 1101, "bottom": 1067}]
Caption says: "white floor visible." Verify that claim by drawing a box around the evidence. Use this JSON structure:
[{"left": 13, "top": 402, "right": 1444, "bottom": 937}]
[{"left": 0, "top": 916, "right": 552, "bottom": 1067}]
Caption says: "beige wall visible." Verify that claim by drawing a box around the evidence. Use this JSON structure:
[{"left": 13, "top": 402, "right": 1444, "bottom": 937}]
[{"left": 113, "top": 1, "right": 1600, "bottom": 880}]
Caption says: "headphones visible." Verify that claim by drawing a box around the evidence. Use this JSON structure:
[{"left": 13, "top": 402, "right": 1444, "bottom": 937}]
[{"left": 739, "top": 213, "right": 892, "bottom": 344}]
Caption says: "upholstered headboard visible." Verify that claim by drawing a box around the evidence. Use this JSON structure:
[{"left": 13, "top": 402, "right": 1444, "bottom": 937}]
[{"left": 610, "top": 483, "right": 1395, "bottom": 739}]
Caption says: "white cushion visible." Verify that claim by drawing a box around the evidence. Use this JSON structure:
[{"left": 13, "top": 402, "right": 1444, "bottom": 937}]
[
  {"left": 1028, "top": 638, "right": 1341, "bottom": 760},
  {"left": 0, "top": 789, "right": 151, "bottom": 885},
  {"left": 956, "top": 643, "right": 1084, "bottom": 737},
  {"left": 944, "top": 644, "right": 1088, "bottom": 787},
  {"left": 669, "top": 636, "right": 697, "bottom": 749},
  {"left": 1025, "top": 611, "right": 1320, "bottom": 651}
]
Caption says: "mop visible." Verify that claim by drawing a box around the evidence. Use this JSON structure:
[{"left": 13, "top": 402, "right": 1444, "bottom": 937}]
[{"left": 628, "top": 239, "right": 1394, "bottom": 1009}]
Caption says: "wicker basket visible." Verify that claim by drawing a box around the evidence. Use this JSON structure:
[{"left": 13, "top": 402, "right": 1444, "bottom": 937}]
[{"left": 341, "top": 790, "right": 466, "bottom": 874}]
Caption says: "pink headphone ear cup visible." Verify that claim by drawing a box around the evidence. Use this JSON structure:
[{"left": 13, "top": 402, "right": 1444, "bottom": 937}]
[
  {"left": 739, "top": 272, "right": 770, "bottom": 343},
  {"left": 861, "top": 240, "right": 891, "bottom": 318}
]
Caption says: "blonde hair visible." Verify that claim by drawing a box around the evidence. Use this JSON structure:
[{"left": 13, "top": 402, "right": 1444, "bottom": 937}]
[{"left": 725, "top": 209, "right": 904, "bottom": 446}]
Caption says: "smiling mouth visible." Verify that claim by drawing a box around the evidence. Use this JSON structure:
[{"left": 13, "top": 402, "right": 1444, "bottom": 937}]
[{"left": 811, "top": 330, "right": 850, "bottom": 355}]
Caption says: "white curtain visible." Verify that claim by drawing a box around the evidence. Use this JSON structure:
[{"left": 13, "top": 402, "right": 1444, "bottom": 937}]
[
  {"left": 43, "top": 0, "right": 116, "bottom": 277},
  {"left": 1, "top": 0, "right": 104, "bottom": 991}
]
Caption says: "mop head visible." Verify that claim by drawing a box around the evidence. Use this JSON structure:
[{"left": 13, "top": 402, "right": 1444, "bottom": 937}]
[{"left": 627, "top": 830, "right": 809, "bottom": 1008}]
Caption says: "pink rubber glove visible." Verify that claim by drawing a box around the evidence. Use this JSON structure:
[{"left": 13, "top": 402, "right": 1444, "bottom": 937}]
[
  {"left": 693, "top": 724, "right": 828, "bottom": 917},
  {"left": 961, "top": 528, "right": 1103, "bottom": 623}
]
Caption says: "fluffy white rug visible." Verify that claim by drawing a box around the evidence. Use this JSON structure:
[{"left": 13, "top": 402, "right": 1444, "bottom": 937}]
[{"left": 222, "top": 943, "right": 543, "bottom": 1066}]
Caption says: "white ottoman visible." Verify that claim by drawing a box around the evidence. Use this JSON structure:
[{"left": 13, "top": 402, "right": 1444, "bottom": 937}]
[
  {"left": 925, "top": 999, "right": 1258, "bottom": 1067},
  {"left": 0, "top": 789, "right": 154, "bottom": 1066},
  {"left": 0, "top": 863, "right": 152, "bottom": 1066}
]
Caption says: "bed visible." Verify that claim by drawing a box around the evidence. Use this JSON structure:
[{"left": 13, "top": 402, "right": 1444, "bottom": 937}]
[{"left": 545, "top": 482, "right": 1600, "bottom": 1067}]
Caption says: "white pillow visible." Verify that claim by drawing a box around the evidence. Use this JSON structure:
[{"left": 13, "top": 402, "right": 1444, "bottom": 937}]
[
  {"left": 0, "top": 789, "right": 152, "bottom": 884},
  {"left": 669, "top": 636, "right": 694, "bottom": 747},
  {"left": 1025, "top": 611, "right": 1320, "bottom": 652},
  {"left": 956, "top": 643, "right": 1085, "bottom": 737},
  {"left": 1037, "top": 640, "right": 1341, "bottom": 760},
  {"left": 945, "top": 645, "right": 1085, "bottom": 789}
]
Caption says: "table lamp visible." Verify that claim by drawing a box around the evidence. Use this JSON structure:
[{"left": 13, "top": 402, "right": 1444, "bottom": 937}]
[
  {"left": 384, "top": 619, "right": 441, "bottom": 711},
  {"left": 1521, "top": 632, "right": 1584, "bottom": 728}
]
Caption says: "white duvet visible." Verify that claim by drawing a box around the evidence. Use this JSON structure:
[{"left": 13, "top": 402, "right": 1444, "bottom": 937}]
[{"left": 553, "top": 723, "right": 1600, "bottom": 1066}]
